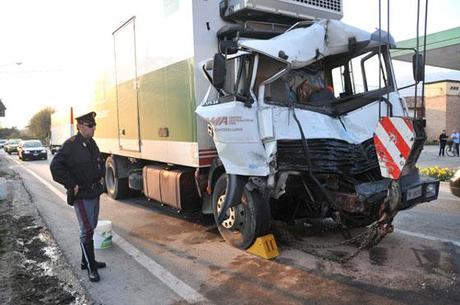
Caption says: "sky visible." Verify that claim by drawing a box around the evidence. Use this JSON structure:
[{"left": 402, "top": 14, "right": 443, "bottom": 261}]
[{"left": 0, "top": 0, "right": 459, "bottom": 129}]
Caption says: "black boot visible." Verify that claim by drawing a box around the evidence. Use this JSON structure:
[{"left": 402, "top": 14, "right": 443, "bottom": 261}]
[
  {"left": 81, "top": 246, "right": 106, "bottom": 270},
  {"left": 81, "top": 242, "right": 100, "bottom": 282}
]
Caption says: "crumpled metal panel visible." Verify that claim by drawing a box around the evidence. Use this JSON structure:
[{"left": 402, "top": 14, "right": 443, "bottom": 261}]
[
  {"left": 240, "top": 19, "right": 387, "bottom": 68},
  {"left": 277, "top": 138, "right": 378, "bottom": 175}
]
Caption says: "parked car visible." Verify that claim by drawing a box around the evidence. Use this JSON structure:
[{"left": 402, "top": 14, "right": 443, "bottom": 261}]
[
  {"left": 450, "top": 168, "right": 460, "bottom": 197},
  {"left": 0, "top": 139, "right": 7, "bottom": 149},
  {"left": 17, "top": 140, "right": 48, "bottom": 161},
  {"left": 4, "top": 138, "right": 22, "bottom": 154}
]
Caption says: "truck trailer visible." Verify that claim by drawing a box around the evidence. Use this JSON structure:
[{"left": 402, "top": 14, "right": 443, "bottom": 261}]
[
  {"left": 50, "top": 107, "right": 75, "bottom": 154},
  {"left": 84, "top": 0, "right": 439, "bottom": 250}
]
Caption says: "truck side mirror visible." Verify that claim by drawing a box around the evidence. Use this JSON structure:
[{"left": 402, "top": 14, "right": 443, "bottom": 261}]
[
  {"left": 412, "top": 53, "right": 425, "bottom": 82},
  {"left": 213, "top": 53, "right": 226, "bottom": 90}
]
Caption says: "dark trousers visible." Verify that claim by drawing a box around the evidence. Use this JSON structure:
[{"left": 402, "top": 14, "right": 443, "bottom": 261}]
[
  {"left": 74, "top": 197, "right": 100, "bottom": 244},
  {"left": 439, "top": 142, "right": 446, "bottom": 156},
  {"left": 456, "top": 143, "right": 460, "bottom": 156}
]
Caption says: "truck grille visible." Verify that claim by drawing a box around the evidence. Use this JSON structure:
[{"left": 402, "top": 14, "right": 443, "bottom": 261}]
[
  {"left": 288, "top": 0, "right": 342, "bottom": 13},
  {"left": 277, "top": 138, "right": 378, "bottom": 175}
]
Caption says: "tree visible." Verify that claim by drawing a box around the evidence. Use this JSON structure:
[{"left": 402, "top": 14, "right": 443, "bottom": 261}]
[
  {"left": 0, "top": 127, "right": 21, "bottom": 139},
  {"left": 28, "top": 107, "right": 54, "bottom": 144}
]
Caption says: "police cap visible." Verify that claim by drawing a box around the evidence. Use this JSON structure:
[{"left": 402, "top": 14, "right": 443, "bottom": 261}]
[{"left": 75, "top": 111, "right": 96, "bottom": 125}]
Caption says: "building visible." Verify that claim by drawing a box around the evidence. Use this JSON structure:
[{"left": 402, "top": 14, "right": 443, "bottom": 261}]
[
  {"left": 404, "top": 96, "right": 424, "bottom": 119},
  {"left": 405, "top": 80, "right": 460, "bottom": 142},
  {"left": 425, "top": 80, "right": 460, "bottom": 141}
]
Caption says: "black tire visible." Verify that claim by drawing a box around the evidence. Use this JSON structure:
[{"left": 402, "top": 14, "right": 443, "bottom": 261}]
[
  {"left": 212, "top": 174, "right": 271, "bottom": 249},
  {"left": 446, "top": 147, "right": 455, "bottom": 157},
  {"left": 105, "top": 156, "right": 130, "bottom": 199}
]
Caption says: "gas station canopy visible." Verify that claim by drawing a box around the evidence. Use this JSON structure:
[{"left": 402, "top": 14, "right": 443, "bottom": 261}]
[{"left": 391, "top": 27, "right": 460, "bottom": 71}]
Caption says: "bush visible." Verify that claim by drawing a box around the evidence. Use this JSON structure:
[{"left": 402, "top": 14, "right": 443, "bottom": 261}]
[{"left": 418, "top": 166, "right": 455, "bottom": 181}]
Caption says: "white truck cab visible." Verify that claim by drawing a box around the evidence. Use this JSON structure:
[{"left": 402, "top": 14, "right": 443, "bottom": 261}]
[{"left": 195, "top": 0, "right": 438, "bottom": 248}]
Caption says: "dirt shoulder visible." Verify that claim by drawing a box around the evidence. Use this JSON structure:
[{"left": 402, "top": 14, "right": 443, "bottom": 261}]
[{"left": 0, "top": 157, "right": 91, "bottom": 305}]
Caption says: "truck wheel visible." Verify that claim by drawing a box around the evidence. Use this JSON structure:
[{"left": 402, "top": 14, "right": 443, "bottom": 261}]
[
  {"left": 105, "top": 156, "right": 129, "bottom": 199},
  {"left": 212, "top": 174, "right": 271, "bottom": 249}
]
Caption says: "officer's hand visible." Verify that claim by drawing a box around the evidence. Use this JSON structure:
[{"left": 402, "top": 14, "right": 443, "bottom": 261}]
[{"left": 74, "top": 185, "right": 79, "bottom": 195}]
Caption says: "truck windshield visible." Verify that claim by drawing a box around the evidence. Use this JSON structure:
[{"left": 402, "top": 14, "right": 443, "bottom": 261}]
[
  {"left": 327, "top": 46, "right": 393, "bottom": 98},
  {"left": 260, "top": 46, "right": 394, "bottom": 112}
]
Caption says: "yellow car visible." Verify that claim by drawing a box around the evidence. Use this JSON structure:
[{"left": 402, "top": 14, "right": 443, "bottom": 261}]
[{"left": 4, "top": 139, "right": 22, "bottom": 154}]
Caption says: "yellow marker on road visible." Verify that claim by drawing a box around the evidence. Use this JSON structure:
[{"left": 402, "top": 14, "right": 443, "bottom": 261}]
[{"left": 247, "top": 234, "right": 279, "bottom": 259}]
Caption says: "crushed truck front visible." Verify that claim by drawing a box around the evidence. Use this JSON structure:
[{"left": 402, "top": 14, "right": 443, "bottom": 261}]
[{"left": 196, "top": 17, "right": 439, "bottom": 249}]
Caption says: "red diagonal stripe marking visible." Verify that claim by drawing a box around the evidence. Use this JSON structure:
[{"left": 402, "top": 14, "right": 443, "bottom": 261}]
[
  {"left": 380, "top": 118, "right": 411, "bottom": 159},
  {"left": 374, "top": 135, "right": 401, "bottom": 179}
]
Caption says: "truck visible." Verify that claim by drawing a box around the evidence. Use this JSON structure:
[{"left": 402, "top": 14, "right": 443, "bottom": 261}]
[
  {"left": 50, "top": 107, "right": 75, "bottom": 154},
  {"left": 86, "top": 0, "right": 439, "bottom": 250}
]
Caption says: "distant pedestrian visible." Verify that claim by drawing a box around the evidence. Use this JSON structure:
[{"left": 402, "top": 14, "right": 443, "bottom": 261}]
[
  {"left": 50, "top": 111, "right": 106, "bottom": 282},
  {"left": 451, "top": 129, "right": 460, "bottom": 157},
  {"left": 438, "top": 130, "right": 448, "bottom": 156}
]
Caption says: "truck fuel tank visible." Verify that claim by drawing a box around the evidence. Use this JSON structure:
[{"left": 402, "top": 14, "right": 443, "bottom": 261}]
[{"left": 143, "top": 166, "right": 201, "bottom": 211}]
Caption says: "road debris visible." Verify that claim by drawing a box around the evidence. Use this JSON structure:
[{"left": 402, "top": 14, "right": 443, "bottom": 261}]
[{"left": 0, "top": 160, "right": 90, "bottom": 305}]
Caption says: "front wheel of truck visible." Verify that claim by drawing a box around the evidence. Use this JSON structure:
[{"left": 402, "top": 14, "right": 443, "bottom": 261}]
[
  {"left": 212, "top": 174, "right": 271, "bottom": 249},
  {"left": 105, "top": 156, "right": 130, "bottom": 199}
]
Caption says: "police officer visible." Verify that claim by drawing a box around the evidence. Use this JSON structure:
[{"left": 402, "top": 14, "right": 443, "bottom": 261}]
[{"left": 50, "top": 111, "right": 106, "bottom": 282}]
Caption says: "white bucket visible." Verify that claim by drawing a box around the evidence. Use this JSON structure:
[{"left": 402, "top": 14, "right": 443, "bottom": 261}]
[{"left": 94, "top": 220, "right": 112, "bottom": 249}]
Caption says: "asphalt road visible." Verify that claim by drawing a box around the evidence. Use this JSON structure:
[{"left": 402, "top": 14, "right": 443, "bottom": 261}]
[
  {"left": 2, "top": 148, "right": 459, "bottom": 305},
  {"left": 417, "top": 145, "right": 460, "bottom": 169}
]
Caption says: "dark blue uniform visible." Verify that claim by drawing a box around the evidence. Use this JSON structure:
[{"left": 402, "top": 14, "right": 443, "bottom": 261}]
[{"left": 50, "top": 133, "right": 104, "bottom": 200}]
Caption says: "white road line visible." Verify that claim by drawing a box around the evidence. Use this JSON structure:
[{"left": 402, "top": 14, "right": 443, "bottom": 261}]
[
  {"left": 436, "top": 197, "right": 460, "bottom": 202},
  {"left": 395, "top": 229, "right": 460, "bottom": 247},
  {"left": 10, "top": 158, "right": 208, "bottom": 304}
]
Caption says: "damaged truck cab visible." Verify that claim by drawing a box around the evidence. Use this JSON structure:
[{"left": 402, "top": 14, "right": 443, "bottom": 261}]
[{"left": 196, "top": 2, "right": 439, "bottom": 249}]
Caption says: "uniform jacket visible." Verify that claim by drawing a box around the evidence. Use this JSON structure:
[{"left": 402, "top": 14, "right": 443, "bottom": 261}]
[{"left": 50, "top": 133, "right": 105, "bottom": 199}]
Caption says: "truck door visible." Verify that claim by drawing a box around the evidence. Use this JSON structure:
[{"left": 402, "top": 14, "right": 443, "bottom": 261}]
[{"left": 113, "top": 17, "right": 140, "bottom": 152}]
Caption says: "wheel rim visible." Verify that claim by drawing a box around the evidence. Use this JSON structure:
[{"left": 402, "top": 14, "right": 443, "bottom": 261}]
[
  {"left": 216, "top": 191, "right": 249, "bottom": 232},
  {"left": 216, "top": 194, "right": 237, "bottom": 229}
]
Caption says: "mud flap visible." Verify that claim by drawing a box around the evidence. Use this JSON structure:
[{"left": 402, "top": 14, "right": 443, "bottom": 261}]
[{"left": 217, "top": 174, "right": 248, "bottom": 223}]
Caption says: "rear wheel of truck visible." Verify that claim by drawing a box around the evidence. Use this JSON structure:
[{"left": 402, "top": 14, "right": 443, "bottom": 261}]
[
  {"left": 212, "top": 174, "right": 271, "bottom": 249},
  {"left": 105, "top": 156, "right": 130, "bottom": 199}
]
